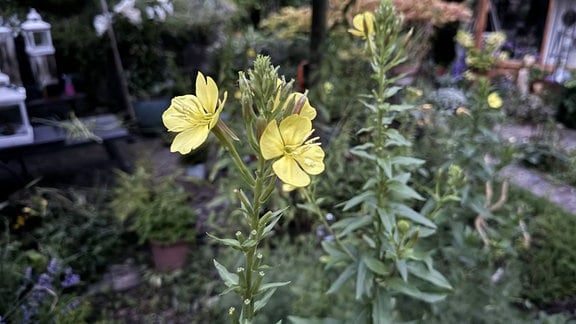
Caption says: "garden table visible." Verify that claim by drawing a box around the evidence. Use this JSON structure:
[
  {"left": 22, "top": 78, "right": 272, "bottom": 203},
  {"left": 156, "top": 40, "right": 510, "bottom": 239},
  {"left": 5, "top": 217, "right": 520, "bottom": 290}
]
[{"left": 0, "top": 113, "right": 129, "bottom": 182}]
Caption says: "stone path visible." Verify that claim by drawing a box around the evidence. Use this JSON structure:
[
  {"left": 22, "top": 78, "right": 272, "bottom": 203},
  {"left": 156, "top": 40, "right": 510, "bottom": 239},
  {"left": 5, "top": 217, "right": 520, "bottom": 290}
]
[{"left": 496, "top": 123, "right": 576, "bottom": 215}]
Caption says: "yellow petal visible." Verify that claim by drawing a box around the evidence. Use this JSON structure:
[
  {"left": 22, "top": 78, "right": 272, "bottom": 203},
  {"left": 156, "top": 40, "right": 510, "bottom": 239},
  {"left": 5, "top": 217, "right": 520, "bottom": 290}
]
[
  {"left": 352, "top": 14, "right": 365, "bottom": 31},
  {"left": 273, "top": 156, "right": 310, "bottom": 187},
  {"left": 260, "top": 120, "right": 285, "bottom": 160},
  {"left": 170, "top": 126, "right": 209, "bottom": 154},
  {"left": 286, "top": 93, "right": 317, "bottom": 120},
  {"left": 278, "top": 115, "right": 311, "bottom": 146},
  {"left": 348, "top": 29, "right": 364, "bottom": 37},
  {"left": 294, "top": 145, "right": 325, "bottom": 175},
  {"left": 162, "top": 106, "right": 192, "bottom": 132},
  {"left": 195, "top": 72, "right": 219, "bottom": 113}
]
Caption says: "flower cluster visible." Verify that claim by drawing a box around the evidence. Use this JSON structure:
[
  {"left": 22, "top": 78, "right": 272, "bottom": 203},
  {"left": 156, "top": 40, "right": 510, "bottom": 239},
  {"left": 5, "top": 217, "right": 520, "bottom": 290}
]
[
  {"left": 456, "top": 29, "right": 507, "bottom": 73},
  {"left": 93, "top": 0, "right": 174, "bottom": 36},
  {"left": 9, "top": 258, "right": 82, "bottom": 322},
  {"left": 163, "top": 67, "right": 325, "bottom": 188}
]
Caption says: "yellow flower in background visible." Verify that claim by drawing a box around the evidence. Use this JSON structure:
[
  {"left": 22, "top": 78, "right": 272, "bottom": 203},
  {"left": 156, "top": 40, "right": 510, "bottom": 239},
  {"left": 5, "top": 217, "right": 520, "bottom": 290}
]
[
  {"left": 163, "top": 72, "right": 227, "bottom": 154},
  {"left": 260, "top": 115, "right": 325, "bottom": 187},
  {"left": 348, "top": 12, "right": 375, "bottom": 39},
  {"left": 455, "top": 106, "right": 471, "bottom": 116},
  {"left": 487, "top": 92, "right": 502, "bottom": 109},
  {"left": 246, "top": 48, "right": 256, "bottom": 58},
  {"left": 284, "top": 92, "right": 317, "bottom": 120}
]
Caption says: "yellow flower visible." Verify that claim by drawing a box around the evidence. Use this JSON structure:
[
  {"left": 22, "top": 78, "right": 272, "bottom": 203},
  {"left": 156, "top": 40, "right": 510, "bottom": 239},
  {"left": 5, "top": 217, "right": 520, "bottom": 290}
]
[
  {"left": 260, "top": 115, "right": 325, "bottom": 187},
  {"left": 487, "top": 92, "right": 502, "bottom": 109},
  {"left": 348, "top": 12, "right": 375, "bottom": 39},
  {"left": 246, "top": 48, "right": 256, "bottom": 58},
  {"left": 162, "top": 72, "right": 227, "bottom": 154},
  {"left": 283, "top": 93, "right": 317, "bottom": 120}
]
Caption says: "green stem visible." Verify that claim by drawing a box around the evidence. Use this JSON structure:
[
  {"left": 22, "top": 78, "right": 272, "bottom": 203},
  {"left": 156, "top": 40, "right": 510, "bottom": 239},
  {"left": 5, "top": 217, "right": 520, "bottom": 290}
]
[
  {"left": 241, "top": 153, "right": 268, "bottom": 322},
  {"left": 301, "top": 189, "right": 356, "bottom": 262},
  {"left": 212, "top": 125, "right": 256, "bottom": 186}
]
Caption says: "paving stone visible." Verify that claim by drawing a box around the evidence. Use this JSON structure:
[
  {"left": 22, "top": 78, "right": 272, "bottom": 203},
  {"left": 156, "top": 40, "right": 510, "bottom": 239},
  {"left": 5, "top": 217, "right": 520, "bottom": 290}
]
[{"left": 497, "top": 123, "right": 576, "bottom": 215}]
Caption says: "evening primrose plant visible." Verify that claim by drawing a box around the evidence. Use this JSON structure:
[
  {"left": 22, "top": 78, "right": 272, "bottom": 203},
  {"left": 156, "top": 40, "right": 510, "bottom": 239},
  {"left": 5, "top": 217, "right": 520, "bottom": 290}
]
[
  {"left": 162, "top": 57, "right": 325, "bottom": 323},
  {"left": 316, "top": 1, "right": 451, "bottom": 321}
]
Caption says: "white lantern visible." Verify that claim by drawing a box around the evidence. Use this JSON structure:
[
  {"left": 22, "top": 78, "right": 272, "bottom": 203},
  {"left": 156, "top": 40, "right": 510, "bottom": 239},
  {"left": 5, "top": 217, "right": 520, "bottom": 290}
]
[
  {"left": 0, "top": 24, "right": 21, "bottom": 85},
  {"left": 0, "top": 71, "right": 33, "bottom": 148},
  {"left": 20, "top": 9, "right": 58, "bottom": 88}
]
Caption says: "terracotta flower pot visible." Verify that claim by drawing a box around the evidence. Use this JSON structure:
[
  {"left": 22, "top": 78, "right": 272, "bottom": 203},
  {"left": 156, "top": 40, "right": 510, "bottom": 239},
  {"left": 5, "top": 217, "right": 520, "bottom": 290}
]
[{"left": 149, "top": 240, "right": 191, "bottom": 272}]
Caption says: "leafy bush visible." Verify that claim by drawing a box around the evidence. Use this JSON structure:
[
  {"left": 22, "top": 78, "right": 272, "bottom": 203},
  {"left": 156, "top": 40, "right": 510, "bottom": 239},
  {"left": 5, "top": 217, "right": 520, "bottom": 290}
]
[
  {"left": 517, "top": 188, "right": 576, "bottom": 309},
  {"left": 1, "top": 186, "right": 124, "bottom": 282}
]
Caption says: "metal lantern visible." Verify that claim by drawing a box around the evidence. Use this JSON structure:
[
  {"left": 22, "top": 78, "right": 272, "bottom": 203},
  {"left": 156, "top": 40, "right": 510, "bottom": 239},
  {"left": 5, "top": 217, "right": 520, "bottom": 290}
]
[
  {"left": 20, "top": 8, "right": 58, "bottom": 88},
  {"left": 0, "top": 71, "right": 33, "bottom": 148},
  {"left": 0, "top": 23, "right": 21, "bottom": 85}
]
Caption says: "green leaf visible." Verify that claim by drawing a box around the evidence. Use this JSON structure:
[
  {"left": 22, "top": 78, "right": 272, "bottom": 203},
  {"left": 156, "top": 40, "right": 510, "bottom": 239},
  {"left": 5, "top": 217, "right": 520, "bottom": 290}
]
[
  {"left": 258, "top": 281, "right": 291, "bottom": 294},
  {"left": 350, "top": 148, "right": 377, "bottom": 161},
  {"left": 392, "top": 204, "right": 436, "bottom": 228},
  {"left": 335, "top": 215, "right": 372, "bottom": 238},
  {"left": 362, "top": 234, "right": 376, "bottom": 249},
  {"left": 356, "top": 259, "right": 368, "bottom": 299},
  {"left": 254, "top": 287, "right": 277, "bottom": 313},
  {"left": 213, "top": 259, "right": 239, "bottom": 288},
  {"left": 388, "top": 278, "right": 448, "bottom": 303},
  {"left": 372, "top": 290, "right": 394, "bottom": 324},
  {"left": 406, "top": 262, "right": 452, "bottom": 290},
  {"left": 288, "top": 316, "right": 344, "bottom": 324},
  {"left": 207, "top": 233, "right": 242, "bottom": 250},
  {"left": 363, "top": 255, "right": 390, "bottom": 276},
  {"left": 342, "top": 191, "right": 376, "bottom": 211},
  {"left": 390, "top": 156, "right": 425, "bottom": 166},
  {"left": 396, "top": 259, "right": 408, "bottom": 281},
  {"left": 385, "top": 129, "right": 412, "bottom": 147},
  {"left": 384, "top": 86, "right": 402, "bottom": 98},
  {"left": 389, "top": 104, "right": 414, "bottom": 112},
  {"left": 321, "top": 241, "right": 351, "bottom": 265},
  {"left": 387, "top": 181, "right": 424, "bottom": 201},
  {"left": 327, "top": 264, "right": 356, "bottom": 294},
  {"left": 376, "top": 158, "right": 393, "bottom": 178},
  {"left": 377, "top": 207, "right": 394, "bottom": 234}
]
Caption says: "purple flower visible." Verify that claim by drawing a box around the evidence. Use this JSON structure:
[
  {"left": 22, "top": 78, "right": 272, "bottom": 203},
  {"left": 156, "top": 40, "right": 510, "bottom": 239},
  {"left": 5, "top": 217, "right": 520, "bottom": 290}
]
[
  {"left": 47, "top": 258, "right": 62, "bottom": 275},
  {"left": 60, "top": 299, "right": 81, "bottom": 314},
  {"left": 0, "top": 315, "right": 5, "bottom": 324},
  {"left": 37, "top": 273, "right": 53, "bottom": 288},
  {"left": 61, "top": 268, "right": 80, "bottom": 288}
]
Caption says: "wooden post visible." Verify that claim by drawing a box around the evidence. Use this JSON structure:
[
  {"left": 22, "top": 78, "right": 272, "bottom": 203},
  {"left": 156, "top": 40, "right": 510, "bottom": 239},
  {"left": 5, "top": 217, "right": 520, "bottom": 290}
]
[
  {"left": 473, "top": 0, "right": 489, "bottom": 49},
  {"left": 98, "top": 0, "right": 136, "bottom": 123},
  {"left": 309, "top": 0, "right": 328, "bottom": 89}
]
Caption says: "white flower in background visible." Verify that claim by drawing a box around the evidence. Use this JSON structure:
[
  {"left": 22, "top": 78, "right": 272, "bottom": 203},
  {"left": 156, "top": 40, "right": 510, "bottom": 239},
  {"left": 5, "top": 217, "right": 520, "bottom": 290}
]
[
  {"left": 93, "top": 13, "right": 111, "bottom": 36},
  {"left": 158, "top": 0, "right": 174, "bottom": 15},
  {"left": 145, "top": 6, "right": 155, "bottom": 20},
  {"left": 114, "top": 0, "right": 142, "bottom": 25},
  {"left": 154, "top": 6, "right": 167, "bottom": 21},
  {"left": 94, "top": 0, "right": 174, "bottom": 36}
]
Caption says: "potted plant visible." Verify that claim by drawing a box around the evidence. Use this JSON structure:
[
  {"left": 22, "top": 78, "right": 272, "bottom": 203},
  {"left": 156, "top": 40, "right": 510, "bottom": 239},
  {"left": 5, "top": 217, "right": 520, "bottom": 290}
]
[{"left": 111, "top": 160, "right": 196, "bottom": 272}]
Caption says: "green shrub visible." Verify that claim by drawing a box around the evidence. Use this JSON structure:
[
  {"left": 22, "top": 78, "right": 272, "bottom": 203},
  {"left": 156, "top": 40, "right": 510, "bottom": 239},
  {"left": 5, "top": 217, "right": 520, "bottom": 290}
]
[{"left": 517, "top": 188, "right": 576, "bottom": 307}]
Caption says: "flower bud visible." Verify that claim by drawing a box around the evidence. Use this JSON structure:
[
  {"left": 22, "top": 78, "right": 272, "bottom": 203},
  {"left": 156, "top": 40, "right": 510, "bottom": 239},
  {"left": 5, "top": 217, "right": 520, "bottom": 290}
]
[{"left": 397, "top": 220, "right": 411, "bottom": 235}]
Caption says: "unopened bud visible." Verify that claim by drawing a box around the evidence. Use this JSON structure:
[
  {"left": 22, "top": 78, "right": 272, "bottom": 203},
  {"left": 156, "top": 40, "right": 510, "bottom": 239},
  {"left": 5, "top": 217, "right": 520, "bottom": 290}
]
[
  {"left": 397, "top": 220, "right": 411, "bottom": 234},
  {"left": 255, "top": 116, "right": 268, "bottom": 140}
]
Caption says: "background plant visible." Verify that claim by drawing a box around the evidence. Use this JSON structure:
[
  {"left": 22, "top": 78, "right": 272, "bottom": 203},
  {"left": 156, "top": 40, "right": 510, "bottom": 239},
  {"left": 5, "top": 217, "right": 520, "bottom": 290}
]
[
  {"left": 315, "top": 3, "right": 452, "bottom": 322},
  {"left": 111, "top": 160, "right": 197, "bottom": 245}
]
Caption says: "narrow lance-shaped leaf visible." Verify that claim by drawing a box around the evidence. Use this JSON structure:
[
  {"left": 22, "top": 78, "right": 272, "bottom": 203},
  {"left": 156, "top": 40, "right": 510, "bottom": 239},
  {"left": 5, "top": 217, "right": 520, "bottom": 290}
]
[
  {"left": 406, "top": 262, "right": 452, "bottom": 290},
  {"left": 213, "top": 259, "right": 239, "bottom": 288},
  {"left": 327, "top": 264, "right": 356, "bottom": 294},
  {"left": 254, "top": 287, "right": 278, "bottom": 313},
  {"left": 388, "top": 278, "right": 448, "bottom": 303}
]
